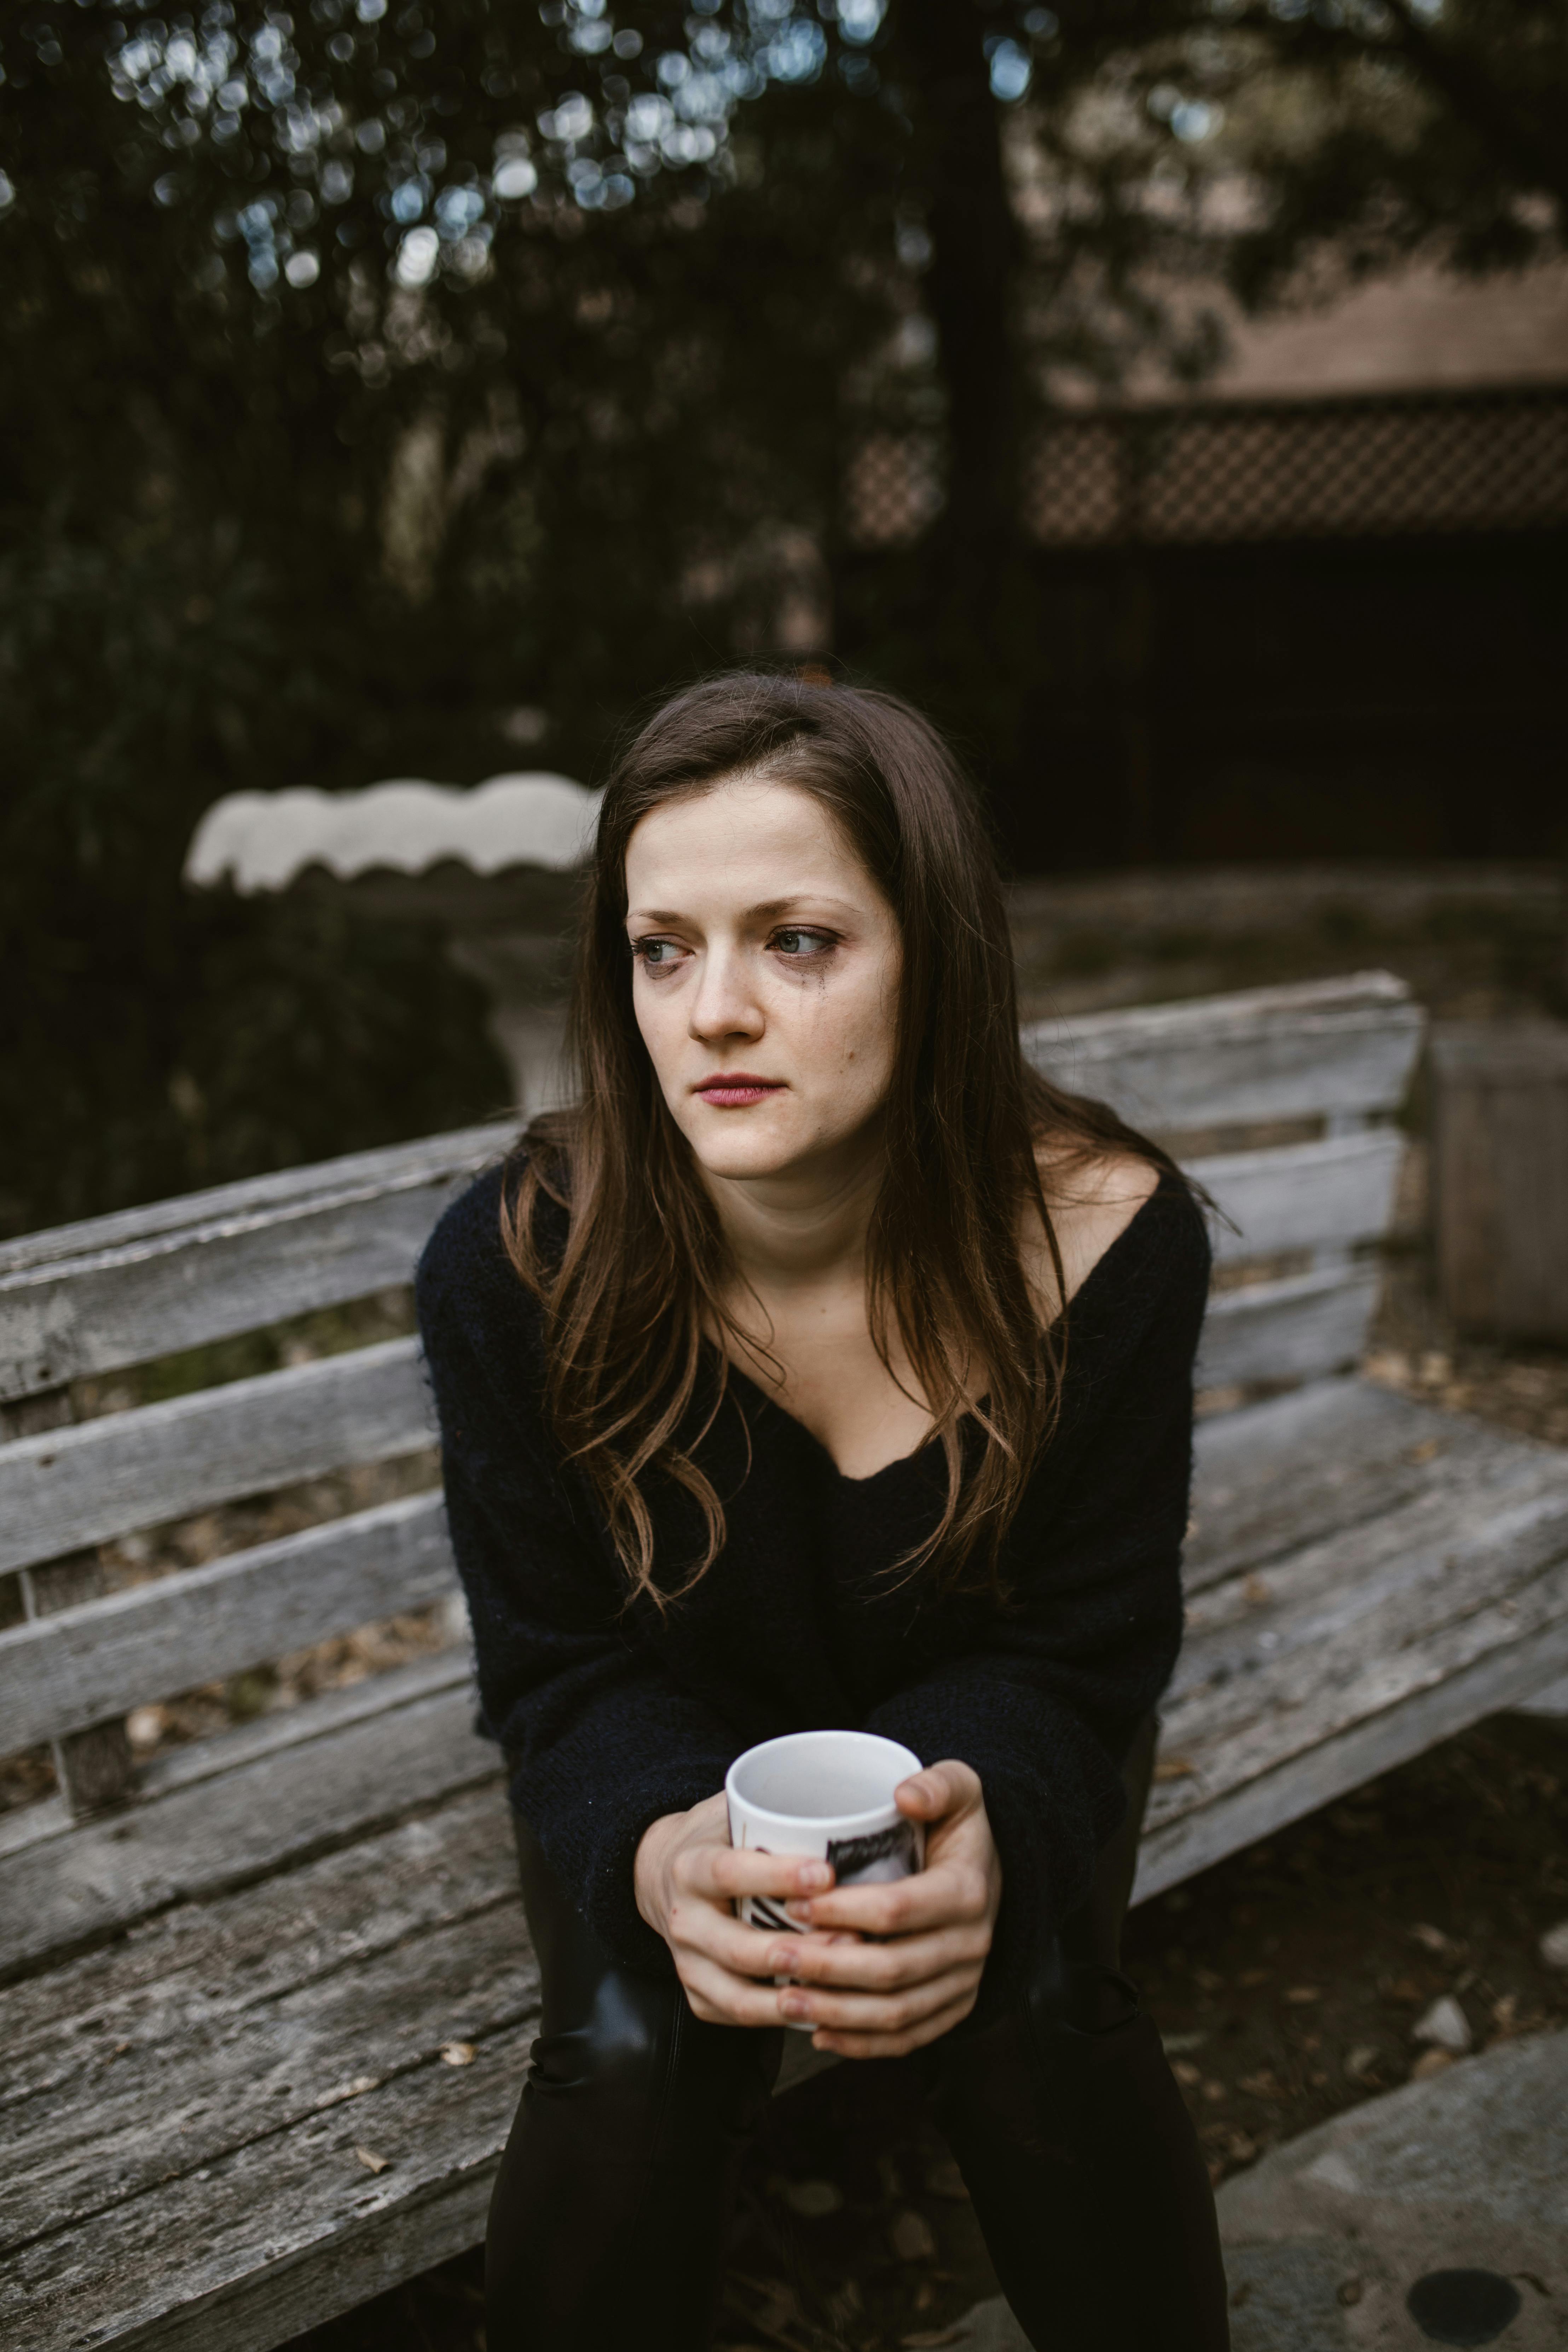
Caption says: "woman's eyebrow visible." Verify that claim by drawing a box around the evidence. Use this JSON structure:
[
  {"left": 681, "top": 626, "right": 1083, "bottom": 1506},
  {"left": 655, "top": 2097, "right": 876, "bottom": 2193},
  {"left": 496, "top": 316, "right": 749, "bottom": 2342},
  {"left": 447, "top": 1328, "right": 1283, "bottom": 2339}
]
[{"left": 625, "top": 894, "right": 859, "bottom": 927}]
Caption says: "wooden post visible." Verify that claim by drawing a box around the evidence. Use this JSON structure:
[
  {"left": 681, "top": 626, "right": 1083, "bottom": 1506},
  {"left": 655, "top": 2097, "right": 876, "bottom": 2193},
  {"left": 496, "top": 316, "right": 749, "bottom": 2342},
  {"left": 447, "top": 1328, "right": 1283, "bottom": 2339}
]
[{"left": 1430, "top": 1022, "right": 1568, "bottom": 1342}]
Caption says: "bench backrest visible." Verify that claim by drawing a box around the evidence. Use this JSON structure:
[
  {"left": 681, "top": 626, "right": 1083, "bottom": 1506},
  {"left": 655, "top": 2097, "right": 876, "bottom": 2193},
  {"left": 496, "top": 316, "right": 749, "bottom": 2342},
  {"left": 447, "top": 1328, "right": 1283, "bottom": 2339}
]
[{"left": 0, "top": 971, "right": 1422, "bottom": 1825}]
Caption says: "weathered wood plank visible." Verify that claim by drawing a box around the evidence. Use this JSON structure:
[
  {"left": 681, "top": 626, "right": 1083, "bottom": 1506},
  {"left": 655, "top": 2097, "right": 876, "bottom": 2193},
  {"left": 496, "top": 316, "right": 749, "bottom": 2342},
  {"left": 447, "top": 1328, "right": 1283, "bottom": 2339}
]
[
  {"left": 1152, "top": 1467, "right": 1568, "bottom": 1829},
  {"left": 0, "top": 1493, "right": 455, "bottom": 1752},
  {"left": 1, "top": 975, "right": 1419, "bottom": 1406},
  {"left": 1133, "top": 1604, "right": 1568, "bottom": 1905},
  {"left": 1191, "top": 1129, "right": 1405, "bottom": 1267},
  {"left": 1431, "top": 1021, "right": 1568, "bottom": 1342},
  {"left": 1026, "top": 971, "right": 1422, "bottom": 1133},
  {"left": 0, "top": 1665, "right": 497, "bottom": 1985},
  {"left": 1195, "top": 1263, "right": 1380, "bottom": 1390},
  {"left": 0, "top": 1339, "right": 432, "bottom": 1578},
  {"left": 1170, "top": 1486, "right": 1568, "bottom": 1746},
  {"left": 1, "top": 2000, "right": 528, "bottom": 2352},
  {"left": 1186, "top": 1377, "right": 1515, "bottom": 1595},
  {"left": 2, "top": 1822, "right": 532, "bottom": 2255},
  {"left": 0, "top": 1123, "right": 512, "bottom": 1404}
]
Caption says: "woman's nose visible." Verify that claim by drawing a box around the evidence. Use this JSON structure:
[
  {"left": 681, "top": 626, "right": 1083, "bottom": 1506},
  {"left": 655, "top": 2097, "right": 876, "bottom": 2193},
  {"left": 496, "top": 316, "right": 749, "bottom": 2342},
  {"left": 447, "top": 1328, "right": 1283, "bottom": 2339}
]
[{"left": 688, "top": 945, "right": 763, "bottom": 1042}]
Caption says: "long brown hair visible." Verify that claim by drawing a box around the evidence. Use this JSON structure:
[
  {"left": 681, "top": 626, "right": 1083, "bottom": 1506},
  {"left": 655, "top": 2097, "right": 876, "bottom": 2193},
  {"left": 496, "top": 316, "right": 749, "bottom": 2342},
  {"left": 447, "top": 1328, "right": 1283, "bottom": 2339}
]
[{"left": 503, "top": 670, "right": 1175, "bottom": 1608}]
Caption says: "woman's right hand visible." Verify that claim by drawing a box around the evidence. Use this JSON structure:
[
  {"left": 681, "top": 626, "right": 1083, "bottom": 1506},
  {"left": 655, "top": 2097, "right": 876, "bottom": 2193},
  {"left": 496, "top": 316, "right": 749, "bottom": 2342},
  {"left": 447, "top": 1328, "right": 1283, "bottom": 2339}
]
[{"left": 633, "top": 1792, "right": 844, "bottom": 2027}]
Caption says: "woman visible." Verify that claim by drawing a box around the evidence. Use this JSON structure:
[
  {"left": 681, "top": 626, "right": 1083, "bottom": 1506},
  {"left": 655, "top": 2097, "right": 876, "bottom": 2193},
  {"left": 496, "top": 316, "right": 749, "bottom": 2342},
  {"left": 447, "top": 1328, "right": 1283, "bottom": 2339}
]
[{"left": 416, "top": 673, "right": 1229, "bottom": 2351}]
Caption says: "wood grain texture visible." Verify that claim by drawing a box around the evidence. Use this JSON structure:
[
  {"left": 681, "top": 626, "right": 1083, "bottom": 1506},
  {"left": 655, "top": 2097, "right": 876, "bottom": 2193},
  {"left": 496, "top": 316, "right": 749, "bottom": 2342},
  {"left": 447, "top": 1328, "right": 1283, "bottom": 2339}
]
[
  {"left": 0, "top": 1662, "right": 497, "bottom": 1986},
  {"left": 1431, "top": 1022, "right": 1568, "bottom": 1342},
  {"left": 1, "top": 976, "right": 1420, "bottom": 1408},
  {"left": 1134, "top": 1607, "right": 1568, "bottom": 1905},
  {"left": 0, "top": 1339, "right": 433, "bottom": 1578},
  {"left": 1195, "top": 1263, "right": 1380, "bottom": 1390},
  {"left": 0, "top": 1492, "right": 455, "bottom": 1751},
  {"left": 0, "top": 1789, "right": 534, "bottom": 2350},
  {"left": 1024, "top": 971, "right": 1422, "bottom": 1132},
  {"left": 1191, "top": 1129, "right": 1405, "bottom": 1267},
  {"left": 0, "top": 1123, "right": 512, "bottom": 1403},
  {"left": 1, "top": 1789, "right": 531, "bottom": 2253},
  {"left": 1186, "top": 1377, "right": 1510, "bottom": 1595}
]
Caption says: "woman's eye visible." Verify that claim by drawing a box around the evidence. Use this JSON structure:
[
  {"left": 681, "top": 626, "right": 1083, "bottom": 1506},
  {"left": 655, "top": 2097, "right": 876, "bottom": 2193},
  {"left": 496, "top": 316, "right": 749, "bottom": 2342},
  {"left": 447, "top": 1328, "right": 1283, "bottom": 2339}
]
[
  {"left": 772, "top": 927, "right": 834, "bottom": 959},
  {"left": 632, "top": 937, "right": 683, "bottom": 970}
]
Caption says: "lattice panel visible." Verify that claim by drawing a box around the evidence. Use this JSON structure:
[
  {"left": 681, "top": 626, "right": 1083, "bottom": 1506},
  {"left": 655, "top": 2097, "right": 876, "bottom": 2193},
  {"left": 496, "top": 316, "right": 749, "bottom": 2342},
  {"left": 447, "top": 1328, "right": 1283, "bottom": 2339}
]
[
  {"left": 848, "top": 391, "right": 1568, "bottom": 549},
  {"left": 843, "top": 430, "right": 943, "bottom": 548}
]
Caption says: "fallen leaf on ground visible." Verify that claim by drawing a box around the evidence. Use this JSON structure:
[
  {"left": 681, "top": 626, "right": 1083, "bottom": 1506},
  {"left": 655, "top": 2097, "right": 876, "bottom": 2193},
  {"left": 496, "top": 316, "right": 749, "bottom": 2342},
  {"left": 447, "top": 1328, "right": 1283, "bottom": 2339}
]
[
  {"left": 1172, "top": 2059, "right": 1202, "bottom": 2086},
  {"left": 1539, "top": 1919, "right": 1568, "bottom": 1970},
  {"left": 1202, "top": 2079, "right": 1227, "bottom": 2103},
  {"left": 1410, "top": 1922, "right": 1451, "bottom": 1954},
  {"left": 1242, "top": 1575, "right": 1269, "bottom": 1605},
  {"left": 1154, "top": 1756, "right": 1196, "bottom": 1781},
  {"left": 354, "top": 2145, "right": 390, "bottom": 2174},
  {"left": 924, "top": 2158, "right": 970, "bottom": 2200},
  {"left": 1284, "top": 1986, "right": 1321, "bottom": 2004},
  {"left": 1338, "top": 2278, "right": 1364, "bottom": 2306},
  {"left": 440, "top": 2041, "right": 476, "bottom": 2067},
  {"left": 1411, "top": 2049, "right": 1455, "bottom": 2081},
  {"left": 1238, "top": 1968, "right": 1271, "bottom": 1988},
  {"left": 1238, "top": 2071, "right": 1282, "bottom": 2100},
  {"left": 890, "top": 2209, "right": 937, "bottom": 2262},
  {"left": 1345, "top": 2044, "right": 1380, "bottom": 2081},
  {"left": 775, "top": 2177, "right": 842, "bottom": 2218},
  {"left": 1405, "top": 1438, "right": 1442, "bottom": 1464},
  {"left": 1161, "top": 2030, "right": 1208, "bottom": 2055}
]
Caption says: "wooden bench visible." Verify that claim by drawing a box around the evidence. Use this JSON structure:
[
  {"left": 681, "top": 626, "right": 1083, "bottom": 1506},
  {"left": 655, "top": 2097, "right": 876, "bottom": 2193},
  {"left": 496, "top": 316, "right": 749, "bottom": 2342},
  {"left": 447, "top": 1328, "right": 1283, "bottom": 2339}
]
[{"left": 5, "top": 970, "right": 1568, "bottom": 2350}]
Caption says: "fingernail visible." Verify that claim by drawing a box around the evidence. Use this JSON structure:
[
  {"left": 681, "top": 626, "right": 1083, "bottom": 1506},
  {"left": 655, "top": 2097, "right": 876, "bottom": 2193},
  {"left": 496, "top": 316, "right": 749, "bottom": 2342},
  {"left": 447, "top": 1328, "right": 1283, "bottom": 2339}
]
[
  {"left": 779, "top": 1991, "right": 810, "bottom": 2019},
  {"left": 798, "top": 1861, "right": 832, "bottom": 1889}
]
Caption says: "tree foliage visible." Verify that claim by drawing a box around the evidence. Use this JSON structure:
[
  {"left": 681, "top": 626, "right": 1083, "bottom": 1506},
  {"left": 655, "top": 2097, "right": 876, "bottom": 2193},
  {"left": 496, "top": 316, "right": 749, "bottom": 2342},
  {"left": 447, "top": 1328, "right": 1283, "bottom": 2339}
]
[{"left": 1, "top": 0, "right": 1562, "bottom": 1234}]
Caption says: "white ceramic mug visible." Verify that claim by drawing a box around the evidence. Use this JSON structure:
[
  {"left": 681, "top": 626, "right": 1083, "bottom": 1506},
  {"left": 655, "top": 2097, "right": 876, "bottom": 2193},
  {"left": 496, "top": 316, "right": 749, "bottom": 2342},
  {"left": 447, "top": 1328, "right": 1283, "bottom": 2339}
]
[{"left": 725, "top": 1729, "right": 926, "bottom": 2023}]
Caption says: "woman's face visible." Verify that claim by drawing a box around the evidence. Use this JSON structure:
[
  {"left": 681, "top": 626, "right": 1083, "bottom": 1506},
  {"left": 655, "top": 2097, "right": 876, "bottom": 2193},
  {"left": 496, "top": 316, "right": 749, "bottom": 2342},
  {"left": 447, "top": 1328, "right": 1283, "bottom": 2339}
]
[{"left": 623, "top": 774, "right": 903, "bottom": 1187}]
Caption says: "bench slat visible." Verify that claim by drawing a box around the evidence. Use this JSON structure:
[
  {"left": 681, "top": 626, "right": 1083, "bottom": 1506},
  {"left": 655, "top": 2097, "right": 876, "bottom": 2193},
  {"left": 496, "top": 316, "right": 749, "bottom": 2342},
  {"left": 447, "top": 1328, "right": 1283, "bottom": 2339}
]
[
  {"left": 1, "top": 975, "right": 1419, "bottom": 1408},
  {"left": 0, "top": 1657, "right": 493, "bottom": 1986},
  {"left": 1136, "top": 1597, "right": 1568, "bottom": 1905},
  {"left": 1192, "top": 1128, "right": 1404, "bottom": 1266},
  {"left": 1196, "top": 1262, "right": 1379, "bottom": 1389},
  {"left": 0, "top": 1788, "right": 531, "bottom": 2350},
  {"left": 1150, "top": 1463, "right": 1568, "bottom": 1840},
  {"left": 0, "top": 1339, "right": 432, "bottom": 1578},
  {"left": 0, "top": 1493, "right": 453, "bottom": 1752},
  {"left": 1, "top": 1787, "right": 527, "bottom": 2261},
  {"left": 0, "top": 1123, "right": 511, "bottom": 1404},
  {"left": 1026, "top": 970, "right": 1422, "bottom": 1133},
  {"left": 1183, "top": 1377, "right": 1505, "bottom": 1595}
]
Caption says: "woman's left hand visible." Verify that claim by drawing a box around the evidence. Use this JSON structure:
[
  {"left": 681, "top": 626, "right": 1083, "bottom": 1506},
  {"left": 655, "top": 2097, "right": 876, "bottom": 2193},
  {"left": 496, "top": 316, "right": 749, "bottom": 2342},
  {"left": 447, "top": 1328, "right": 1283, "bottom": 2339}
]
[{"left": 771, "top": 1758, "right": 1002, "bottom": 2058}]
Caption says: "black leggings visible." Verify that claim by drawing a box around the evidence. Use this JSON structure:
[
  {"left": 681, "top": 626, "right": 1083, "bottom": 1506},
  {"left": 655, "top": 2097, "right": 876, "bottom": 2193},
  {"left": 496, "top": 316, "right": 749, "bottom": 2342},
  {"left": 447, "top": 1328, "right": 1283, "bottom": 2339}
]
[{"left": 487, "top": 1727, "right": 1229, "bottom": 2352}]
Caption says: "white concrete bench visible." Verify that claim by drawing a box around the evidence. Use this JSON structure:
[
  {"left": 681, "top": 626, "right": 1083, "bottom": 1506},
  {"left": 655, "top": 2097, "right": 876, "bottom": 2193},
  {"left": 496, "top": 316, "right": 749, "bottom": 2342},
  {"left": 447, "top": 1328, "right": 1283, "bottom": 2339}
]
[{"left": 4, "top": 971, "right": 1567, "bottom": 2350}]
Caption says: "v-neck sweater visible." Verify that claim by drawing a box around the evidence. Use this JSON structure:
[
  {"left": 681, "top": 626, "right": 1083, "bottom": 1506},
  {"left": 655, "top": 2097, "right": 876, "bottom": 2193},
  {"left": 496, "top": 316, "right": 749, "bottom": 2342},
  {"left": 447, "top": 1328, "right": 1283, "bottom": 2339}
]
[{"left": 414, "top": 1158, "right": 1210, "bottom": 1998}]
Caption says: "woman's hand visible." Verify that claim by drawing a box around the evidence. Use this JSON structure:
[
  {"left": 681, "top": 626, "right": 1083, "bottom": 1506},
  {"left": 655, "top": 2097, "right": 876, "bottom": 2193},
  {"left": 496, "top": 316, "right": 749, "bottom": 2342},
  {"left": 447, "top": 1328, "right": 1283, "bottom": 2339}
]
[
  {"left": 776, "top": 1760, "right": 1002, "bottom": 2058},
  {"left": 633, "top": 1762, "right": 1001, "bottom": 2057},
  {"left": 634, "top": 1791, "right": 850, "bottom": 2029}
]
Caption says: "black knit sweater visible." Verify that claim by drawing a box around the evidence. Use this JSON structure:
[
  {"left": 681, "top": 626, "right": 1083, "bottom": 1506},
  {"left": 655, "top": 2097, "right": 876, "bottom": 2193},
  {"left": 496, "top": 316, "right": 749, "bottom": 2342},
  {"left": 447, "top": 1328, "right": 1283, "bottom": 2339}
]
[{"left": 414, "top": 1160, "right": 1210, "bottom": 1997}]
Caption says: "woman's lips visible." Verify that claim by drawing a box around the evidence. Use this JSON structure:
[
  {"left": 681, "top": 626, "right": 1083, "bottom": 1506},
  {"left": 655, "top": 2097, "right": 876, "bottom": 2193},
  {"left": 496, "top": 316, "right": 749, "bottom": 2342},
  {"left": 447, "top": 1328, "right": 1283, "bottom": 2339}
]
[{"left": 694, "top": 1074, "right": 786, "bottom": 1108}]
